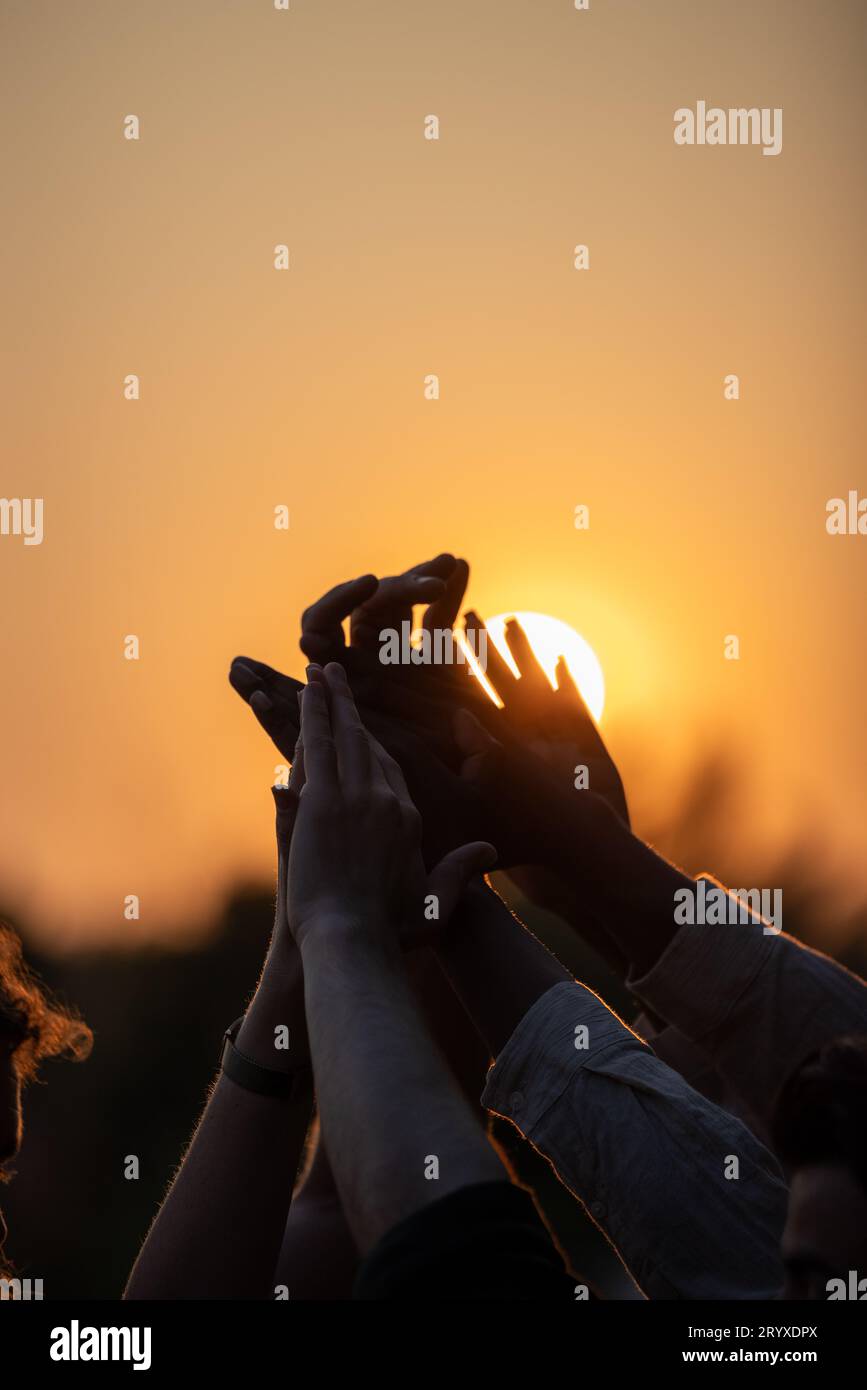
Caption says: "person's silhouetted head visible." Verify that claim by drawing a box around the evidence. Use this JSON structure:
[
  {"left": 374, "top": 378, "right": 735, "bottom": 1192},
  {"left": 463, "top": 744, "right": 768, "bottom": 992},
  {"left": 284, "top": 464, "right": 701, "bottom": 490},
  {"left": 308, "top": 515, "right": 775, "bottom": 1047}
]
[{"left": 773, "top": 1035, "right": 867, "bottom": 1299}]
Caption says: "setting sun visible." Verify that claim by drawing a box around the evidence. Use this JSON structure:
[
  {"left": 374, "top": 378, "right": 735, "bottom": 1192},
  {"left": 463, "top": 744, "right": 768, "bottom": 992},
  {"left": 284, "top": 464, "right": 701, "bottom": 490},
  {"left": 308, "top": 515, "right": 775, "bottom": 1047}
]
[{"left": 471, "top": 611, "right": 606, "bottom": 723}]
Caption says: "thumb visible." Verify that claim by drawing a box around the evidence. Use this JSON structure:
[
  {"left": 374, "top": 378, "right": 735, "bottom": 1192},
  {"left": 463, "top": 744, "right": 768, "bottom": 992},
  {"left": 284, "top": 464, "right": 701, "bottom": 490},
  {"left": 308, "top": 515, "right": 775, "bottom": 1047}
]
[
  {"left": 271, "top": 784, "right": 299, "bottom": 936},
  {"left": 272, "top": 783, "right": 300, "bottom": 857},
  {"left": 425, "top": 841, "right": 498, "bottom": 928}
]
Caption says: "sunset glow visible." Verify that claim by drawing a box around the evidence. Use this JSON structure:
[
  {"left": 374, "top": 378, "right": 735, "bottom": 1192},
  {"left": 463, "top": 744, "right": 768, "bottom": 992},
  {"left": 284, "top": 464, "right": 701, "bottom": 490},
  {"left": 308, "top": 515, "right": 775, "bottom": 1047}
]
[{"left": 470, "top": 611, "right": 606, "bottom": 723}]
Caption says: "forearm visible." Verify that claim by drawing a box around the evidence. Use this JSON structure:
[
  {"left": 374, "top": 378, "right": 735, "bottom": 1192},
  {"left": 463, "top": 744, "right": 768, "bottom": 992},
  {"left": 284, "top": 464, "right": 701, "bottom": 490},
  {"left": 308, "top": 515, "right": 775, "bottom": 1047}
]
[
  {"left": 435, "top": 880, "right": 570, "bottom": 1057},
  {"left": 273, "top": 949, "right": 491, "bottom": 1298},
  {"left": 300, "top": 927, "right": 504, "bottom": 1255},
  {"left": 477, "top": 748, "right": 695, "bottom": 978},
  {"left": 536, "top": 799, "right": 694, "bottom": 979},
  {"left": 125, "top": 940, "right": 312, "bottom": 1300},
  {"left": 275, "top": 1134, "right": 360, "bottom": 1300},
  {"left": 406, "top": 947, "right": 492, "bottom": 1107}
]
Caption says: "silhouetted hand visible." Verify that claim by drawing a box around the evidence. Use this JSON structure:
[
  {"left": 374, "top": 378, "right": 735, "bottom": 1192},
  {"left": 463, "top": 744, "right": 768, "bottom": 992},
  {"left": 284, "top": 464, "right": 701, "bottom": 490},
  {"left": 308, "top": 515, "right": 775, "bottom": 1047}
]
[
  {"left": 230, "top": 555, "right": 500, "bottom": 863},
  {"left": 285, "top": 663, "right": 495, "bottom": 950},
  {"left": 452, "top": 707, "right": 625, "bottom": 875},
  {"left": 297, "top": 566, "right": 627, "bottom": 825},
  {"left": 231, "top": 653, "right": 527, "bottom": 867},
  {"left": 230, "top": 655, "right": 305, "bottom": 765},
  {"left": 229, "top": 560, "right": 622, "bottom": 874},
  {"left": 463, "top": 611, "right": 629, "bottom": 827},
  {"left": 297, "top": 555, "right": 493, "bottom": 740},
  {"left": 300, "top": 554, "right": 466, "bottom": 662}
]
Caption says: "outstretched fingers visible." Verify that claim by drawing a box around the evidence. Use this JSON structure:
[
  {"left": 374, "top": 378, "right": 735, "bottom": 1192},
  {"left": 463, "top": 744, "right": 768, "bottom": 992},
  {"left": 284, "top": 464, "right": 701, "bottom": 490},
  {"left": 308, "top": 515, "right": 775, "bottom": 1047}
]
[
  {"left": 463, "top": 610, "right": 514, "bottom": 699},
  {"left": 554, "top": 655, "right": 596, "bottom": 727},
  {"left": 503, "top": 617, "right": 548, "bottom": 695}
]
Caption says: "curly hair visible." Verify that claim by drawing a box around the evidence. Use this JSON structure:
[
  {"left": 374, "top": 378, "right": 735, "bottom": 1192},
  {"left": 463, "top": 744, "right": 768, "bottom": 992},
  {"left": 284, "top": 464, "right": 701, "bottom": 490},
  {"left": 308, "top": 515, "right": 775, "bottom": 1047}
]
[{"left": 0, "top": 922, "right": 92, "bottom": 1083}]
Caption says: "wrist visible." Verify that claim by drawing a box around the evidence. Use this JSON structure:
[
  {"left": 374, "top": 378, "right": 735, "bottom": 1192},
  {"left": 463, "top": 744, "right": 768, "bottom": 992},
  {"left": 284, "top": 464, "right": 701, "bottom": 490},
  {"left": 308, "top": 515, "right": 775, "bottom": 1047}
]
[
  {"left": 550, "top": 813, "right": 690, "bottom": 975},
  {"left": 298, "top": 915, "right": 401, "bottom": 965},
  {"left": 262, "top": 934, "right": 302, "bottom": 978},
  {"left": 234, "top": 1000, "right": 310, "bottom": 1072},
  {"left": 223, "top": 1014, "right": 313, "bottom": 1095},
  {"left": 546, "top": 800, "right": 644, "bottom": 893},
  {"left": 239, "top": 956, "right": 310, "bottom": 1069}
]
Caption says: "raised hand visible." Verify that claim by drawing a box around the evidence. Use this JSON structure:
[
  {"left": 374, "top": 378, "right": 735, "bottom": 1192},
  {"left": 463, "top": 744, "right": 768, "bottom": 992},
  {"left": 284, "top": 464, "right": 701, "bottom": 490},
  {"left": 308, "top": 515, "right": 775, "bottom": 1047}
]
[
  {"left": 451, "top": 706, "right": 698, "bottom": 977},
  {"left": 228, "top": 563, "right": 623, "bottom": 874},
  {"left": 463, "top": 611, "right": 629, "bottom": 826},
  {"left": 229, "top": 655, "right": 304, "bottom": 765},
  {"left": 285, "top": 663, "right": 495, "bottom": 950},
  {"left": 300, "top": 554, "right": 461, "bottom": 662},
  {"left": 230, "top": 653, "right": 497, "bottom": 864},
  {"left": 229, "top": 555, "right": 500, "bottom": 862},
  {"left": 298, "top": 555, "right": 491, "bottom": 723},
  {"left": 451, "top": 707, "right": 624, "bottom": 873}
]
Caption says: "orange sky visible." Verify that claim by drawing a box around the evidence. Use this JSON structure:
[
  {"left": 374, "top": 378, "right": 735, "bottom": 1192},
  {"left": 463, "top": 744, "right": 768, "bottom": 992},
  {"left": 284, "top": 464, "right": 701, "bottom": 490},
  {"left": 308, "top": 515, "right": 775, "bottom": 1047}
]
[{"left": 1, "top": 0, "right": 865, "bottom": 949}]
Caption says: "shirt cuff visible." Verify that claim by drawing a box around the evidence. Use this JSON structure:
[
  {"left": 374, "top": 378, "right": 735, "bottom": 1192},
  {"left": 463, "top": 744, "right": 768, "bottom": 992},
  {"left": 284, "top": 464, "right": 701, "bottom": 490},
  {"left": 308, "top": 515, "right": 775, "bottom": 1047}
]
[
  {"left": 627, "top": 878, "right": 776, "bottom": 1042},
  {"left": 481, "top": 980, "right": 647, "bottom": 1132}
]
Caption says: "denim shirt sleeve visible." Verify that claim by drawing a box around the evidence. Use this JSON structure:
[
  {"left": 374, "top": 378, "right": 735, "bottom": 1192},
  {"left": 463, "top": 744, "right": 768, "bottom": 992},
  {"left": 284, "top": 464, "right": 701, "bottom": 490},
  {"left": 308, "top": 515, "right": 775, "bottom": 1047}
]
[{"left": 482, "top": 981, "right": 787, "bottom": 1300}]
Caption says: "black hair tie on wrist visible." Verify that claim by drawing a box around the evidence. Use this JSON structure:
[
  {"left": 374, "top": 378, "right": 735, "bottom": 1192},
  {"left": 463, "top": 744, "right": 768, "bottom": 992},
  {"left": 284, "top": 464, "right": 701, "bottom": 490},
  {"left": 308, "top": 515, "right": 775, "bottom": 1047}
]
[{"left": 220, "top": 1016, "right": 312, "bottom": 1099}]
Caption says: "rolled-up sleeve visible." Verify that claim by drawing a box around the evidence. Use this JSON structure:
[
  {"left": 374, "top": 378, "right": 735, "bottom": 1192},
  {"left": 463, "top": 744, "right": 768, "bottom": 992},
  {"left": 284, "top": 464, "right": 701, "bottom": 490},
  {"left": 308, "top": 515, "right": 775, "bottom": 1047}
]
[
  {"left": 482, "top": 981, "right": 787, "bottom": 1300},
  {"left": 629, "top": 881, "right": 867, "bottom": 1131}
]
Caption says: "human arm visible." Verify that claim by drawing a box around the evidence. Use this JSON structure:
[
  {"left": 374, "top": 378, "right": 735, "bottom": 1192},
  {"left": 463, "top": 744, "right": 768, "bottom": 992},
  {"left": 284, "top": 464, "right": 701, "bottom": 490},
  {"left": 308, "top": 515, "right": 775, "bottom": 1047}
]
[
  {"left": 272, "top": 1127, "right": 361, "bottom": 1301},
  {"left": 435, "top": 878, "right": 570, "bottom": 1058},
  {"left": 273, "top": 944, "right": 492, "bottom": 1298},
  {"left": 452, "top": 709, "right": 692, "bottom": 976},
  {"left": 124, "top": 783, "right": 313, "bottom": 1300},
  {"left": 287, "top": 661, "right": 504, "bottom": 1252},
  {"left": 435, "top": 877, "right": 787, "bottom": 1298},
  {"left": 481, "top": 978, "right": 788, "bottom": 1299},
  {"left": 450, "top": 664, "right": 867, "bottom": 1142}
]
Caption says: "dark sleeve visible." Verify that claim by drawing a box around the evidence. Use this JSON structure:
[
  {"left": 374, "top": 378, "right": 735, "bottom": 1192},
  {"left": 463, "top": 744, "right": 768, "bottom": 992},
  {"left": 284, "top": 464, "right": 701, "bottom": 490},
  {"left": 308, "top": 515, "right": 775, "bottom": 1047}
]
[{"left": 352, "top": 1180, "right": 575, "bottom": 1301}]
